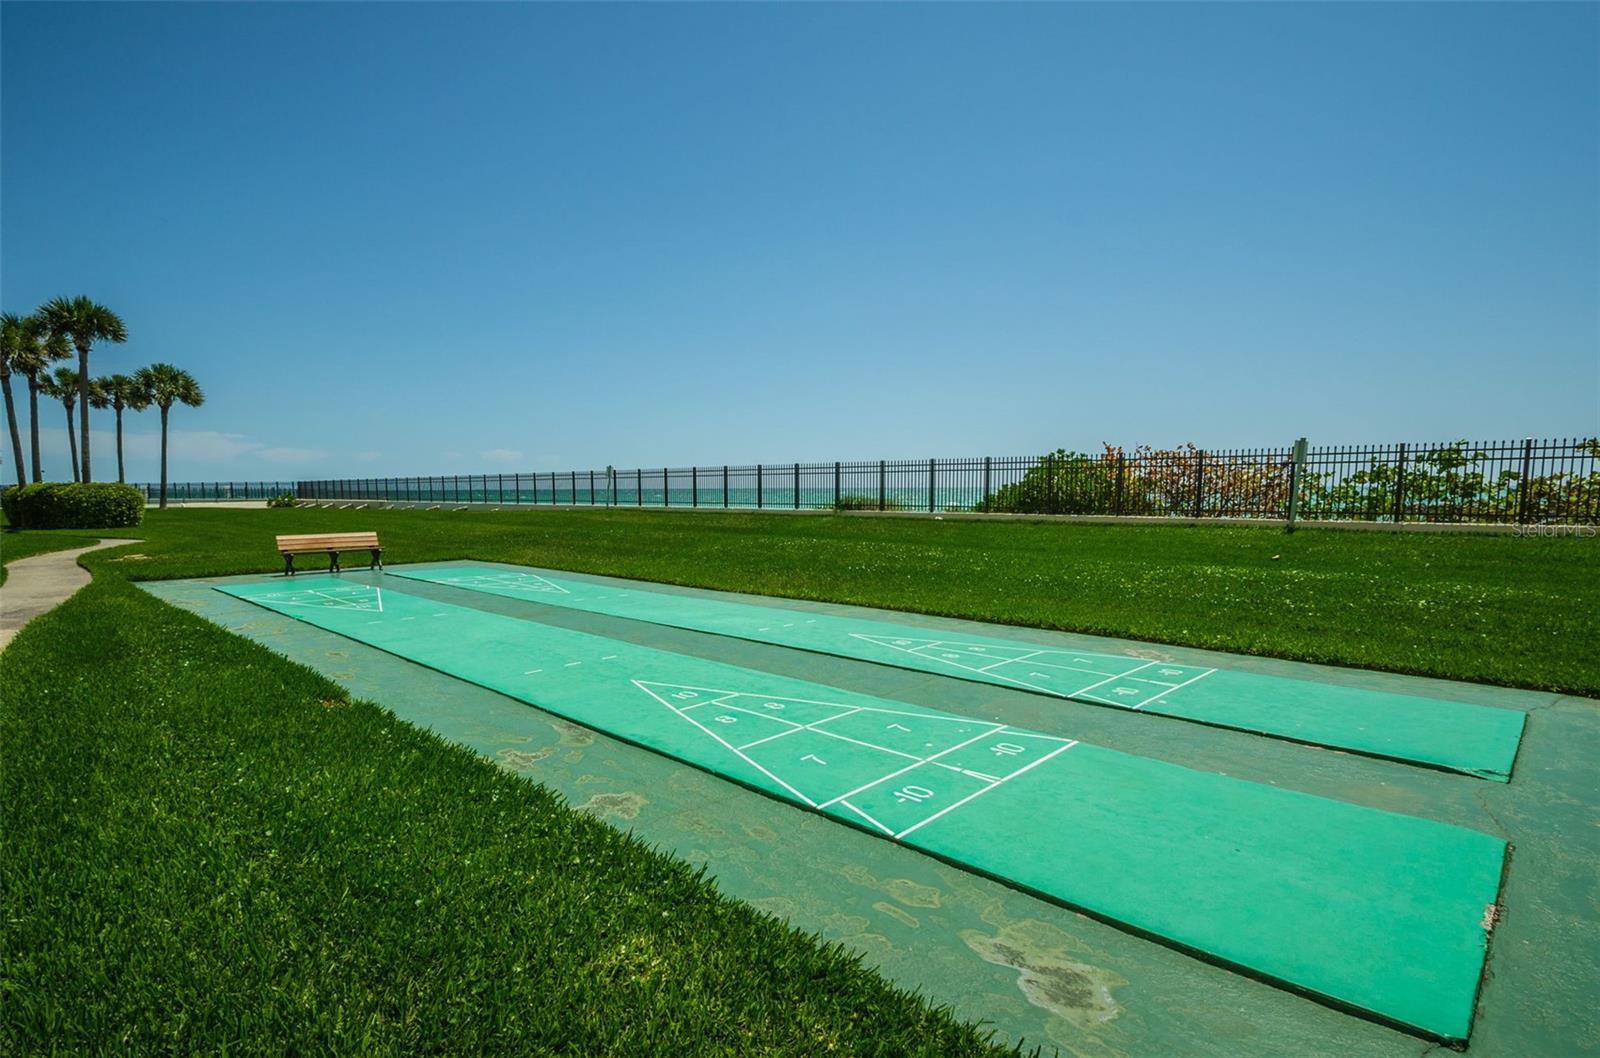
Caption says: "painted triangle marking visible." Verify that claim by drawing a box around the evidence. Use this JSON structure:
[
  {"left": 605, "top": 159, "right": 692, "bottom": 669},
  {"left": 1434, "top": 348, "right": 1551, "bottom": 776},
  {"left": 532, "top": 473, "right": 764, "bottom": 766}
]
[
  {"left": 434, "top": 570, "right": 570, "bottom": 595},
  {"left": 256, "top": 585, "right": 385, "bottom": 613}
]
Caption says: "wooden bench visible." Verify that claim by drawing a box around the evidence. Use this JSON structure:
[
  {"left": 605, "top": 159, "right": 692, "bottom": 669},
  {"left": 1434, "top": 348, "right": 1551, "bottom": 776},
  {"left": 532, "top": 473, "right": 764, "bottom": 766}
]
[{"left": 276, "top": 532, "right": 383, "bottom": 576}]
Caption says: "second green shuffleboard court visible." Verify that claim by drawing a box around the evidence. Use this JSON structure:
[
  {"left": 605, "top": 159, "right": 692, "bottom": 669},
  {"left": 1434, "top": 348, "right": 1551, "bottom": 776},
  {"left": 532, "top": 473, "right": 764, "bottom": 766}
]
[
  {"left": 386, "top": 564, "right": 1526, "bottom": 781},
  {"left": 217, "top": 575, "right": 1506, "bottom": 1043}
]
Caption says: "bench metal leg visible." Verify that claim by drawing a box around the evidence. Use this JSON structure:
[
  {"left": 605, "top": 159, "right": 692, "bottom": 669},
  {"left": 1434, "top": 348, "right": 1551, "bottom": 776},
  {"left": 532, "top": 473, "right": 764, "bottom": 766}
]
[
  {"left": 328, "top": 550, "right": 341, "bottom": 574},
  {"left": 370, "top": 548, "right": 383, "bottom": 570},
  {"left": 284, "top": 553, "right": 295, "bottom": 576}
]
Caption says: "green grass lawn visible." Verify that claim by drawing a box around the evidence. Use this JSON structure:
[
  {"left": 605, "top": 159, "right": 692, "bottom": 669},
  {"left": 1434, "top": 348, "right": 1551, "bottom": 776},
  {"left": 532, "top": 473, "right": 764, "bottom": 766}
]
[
  {"left": 2, "top": 572, "right": 1017, "bottom": 1056},
  {"left": 3, "top": 506, "right": 1595, "bottom": 1054},
  {"left": 55, "top": 506, "right": 1600, "bottom": 694}
]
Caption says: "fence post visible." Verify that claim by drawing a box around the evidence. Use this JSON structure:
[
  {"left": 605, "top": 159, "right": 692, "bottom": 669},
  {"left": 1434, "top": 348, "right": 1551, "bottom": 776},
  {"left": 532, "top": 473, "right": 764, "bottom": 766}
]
[
  {"left": 636, "top": 469, "right": 642, "bottom": 506},
  {"left": 878, "top": 460, "right": 886, "bottom": 511},
  {"left": 757, "top": 464, "right": 764, "bottom": 508},
  {"left": 982, "top": 456, "right": 992, "bottom": 512},
  {"left": 692, "top": 466, "right": 698, "bottom": 507},
  {"left": 1193, "top": 450, "right": 1205, "bottom": 519},
  {"left": 1113, "top": 454, "right": 1125, "bottom": 515},
  {"left": 1517, "top": 437, "right": 1534, "bottom": 524},
  {"left": 834, "top": 462, "right": 841, "bottom": 508},
  {"left": 663, "top": 468, "right": 670, "bottom": 508},
  {"left": 1285, "top": 437, "right": 1308, "bottom": 532},
  {"left": 1392, "top": 444, "right": 1407, "bottom": 523},
  {"left": 793, "top": 462, "right": 800, "bottom": 509},
  {"left": 1046, "top": 453, "right": 1056, "bottom": 514},
  {"left": 928, "top": 458, "right": 935, "bottom": 513},
  {"left": 723, "top": 465, "right": 729, "bottom": 508}
]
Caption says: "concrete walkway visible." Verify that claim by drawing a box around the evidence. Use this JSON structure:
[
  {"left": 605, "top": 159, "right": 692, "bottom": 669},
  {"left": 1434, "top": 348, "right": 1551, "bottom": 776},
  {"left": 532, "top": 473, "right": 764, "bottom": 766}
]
[{"left": 0, "top": 538, "right": 137, "bottom": 651}]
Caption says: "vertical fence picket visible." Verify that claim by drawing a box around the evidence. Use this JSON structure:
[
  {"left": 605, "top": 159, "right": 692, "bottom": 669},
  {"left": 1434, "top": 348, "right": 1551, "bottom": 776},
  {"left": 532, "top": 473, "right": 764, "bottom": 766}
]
[{"left": 1518, "top": 438, "right": 1534, "bottom": 524}]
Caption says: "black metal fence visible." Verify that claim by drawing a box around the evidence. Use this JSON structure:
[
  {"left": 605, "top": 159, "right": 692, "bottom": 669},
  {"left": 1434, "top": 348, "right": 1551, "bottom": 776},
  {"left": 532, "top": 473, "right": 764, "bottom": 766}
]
[
  {"left": 291, "top": 437, "right": 1600, "bottom": 525},
  {"left": 131, "top": 481, "right": 298, "bottom": 503}
]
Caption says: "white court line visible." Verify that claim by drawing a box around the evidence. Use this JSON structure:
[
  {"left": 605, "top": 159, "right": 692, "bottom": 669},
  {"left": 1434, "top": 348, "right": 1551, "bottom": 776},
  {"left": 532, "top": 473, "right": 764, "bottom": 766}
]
[
  {"left": 817, "top": 727, "right": 1004, "bottom": 810},
  {"left": 696, "top": 696, "right": 1005, "bottom": 764},
  {"left": 675, "top": 692, "right": 750, "bottom": 715},
  {"left": 642, "top": 682, "right": 992, "bottom": 726},
  {"left": 436, "top": 572, "right": 570, "bottom": 595},
  {"left": 809, "top": 726, "right": 933, "bottom": 763},
  {"left": 894, "top": 740, "right": 1079, "bottom": 840},
  {"left": 865, "top": 638, "right": 1102, "bottom": 698},
  {"left": 929, "top": 761, "right": 1001, "bottom": 781},
  {"left": 1000, "top": 729, "right": 1078, "bottom": 743},
  {"left": 837, "top": 800, "right": 893, "bottom": 836},
  {"left": 980, "top": 655, "right": 1131, "bottom": 680},
  {"left": 1129, "top": 667, "right": 1217, "bottom": 709},
  {"left": 737, "top": 727, "right": 805, "bottom": 751},
  {"left": 974, "top": 649, "right": 1043, "bottom": 672},
  {"left": 857, "top": 633, "right": 1193, "bottom": 694},
  {"left": 733, "top": 705, "right": 863, "bottom": 750},
  {"left": 1067, "top": 661, "right": 1160, "bottom": 698},
  {"left": 658, "top": 694, "right": 820, "bottom": 808}
]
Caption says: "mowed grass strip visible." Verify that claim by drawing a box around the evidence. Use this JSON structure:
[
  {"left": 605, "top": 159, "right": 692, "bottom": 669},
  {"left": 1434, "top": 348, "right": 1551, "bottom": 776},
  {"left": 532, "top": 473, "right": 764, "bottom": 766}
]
[
  {"left": 0, "top": 577, "right": 1020, "bottom": 1057},
  {"left": 65, "top": 507, "right": 1600, "bottom": 695}
]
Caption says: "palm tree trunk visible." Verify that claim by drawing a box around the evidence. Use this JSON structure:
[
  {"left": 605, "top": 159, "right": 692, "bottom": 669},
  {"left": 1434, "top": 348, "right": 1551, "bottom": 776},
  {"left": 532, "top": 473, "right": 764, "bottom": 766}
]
[
  {"left": 64, "top": 402, "right": 80, "bottom": 482},
  {"left": 115, "top": 405, "right": 126, "bottom": 483},
  {"left": 27, "top": 377, "right": 42, "bottom": 482},
  {"left": 158, "top": 405, "right": 169, "bottom": 509},
  {"left": 1, "top": 369, "right": 24, "bottom": 489},
  {"left": 77, "top": 345, "right": 91, "bottom": 482}
]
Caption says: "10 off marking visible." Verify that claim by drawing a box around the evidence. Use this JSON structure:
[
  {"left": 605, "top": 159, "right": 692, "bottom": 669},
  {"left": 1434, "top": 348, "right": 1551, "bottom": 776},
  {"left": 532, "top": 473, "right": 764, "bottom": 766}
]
[
  {"left": 894, "top": 785, "right": 934, "bottom": 804},
  {"left": 991, "top": 742, "right": 1024, "bottom": 757}
]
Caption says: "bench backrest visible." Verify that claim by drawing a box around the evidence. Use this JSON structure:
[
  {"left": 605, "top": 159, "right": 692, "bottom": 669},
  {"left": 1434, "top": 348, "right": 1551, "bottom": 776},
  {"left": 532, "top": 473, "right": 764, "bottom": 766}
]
[{"left": 276, "top": 532, "right": 381, "bottom": 553}]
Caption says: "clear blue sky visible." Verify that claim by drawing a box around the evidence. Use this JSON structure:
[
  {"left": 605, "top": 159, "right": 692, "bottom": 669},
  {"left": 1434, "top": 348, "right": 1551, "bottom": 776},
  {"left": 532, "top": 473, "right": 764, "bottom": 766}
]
[{"left": 3, "top": 2, "right": 1596, "bottom": 483}]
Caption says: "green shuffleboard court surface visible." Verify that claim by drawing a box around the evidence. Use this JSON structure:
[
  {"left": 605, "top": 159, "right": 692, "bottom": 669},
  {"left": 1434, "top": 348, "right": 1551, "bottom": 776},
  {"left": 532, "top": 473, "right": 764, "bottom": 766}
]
[
  {"left": 217, "top": 576, "right": 1506, "bottom": 1042},
  {"left": 386, "top": 564, "right": 1526, "bottom": 781}
]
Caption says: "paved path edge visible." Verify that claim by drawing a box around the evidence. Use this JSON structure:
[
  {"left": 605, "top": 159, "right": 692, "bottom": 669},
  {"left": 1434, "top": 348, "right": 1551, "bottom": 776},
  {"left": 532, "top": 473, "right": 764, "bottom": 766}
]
[{"left": 0, "top": 538, "right": 139, "bottom": 651}]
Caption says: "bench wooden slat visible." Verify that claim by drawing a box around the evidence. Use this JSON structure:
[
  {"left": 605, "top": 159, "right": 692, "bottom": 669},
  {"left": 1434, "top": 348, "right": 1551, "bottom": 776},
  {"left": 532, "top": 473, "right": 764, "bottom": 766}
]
[
  {"left": 275, "top": 531, "right": 383, "bottom": 575},
  {"left": 276, "top": 532, "right": 380, "bottom": 552}
]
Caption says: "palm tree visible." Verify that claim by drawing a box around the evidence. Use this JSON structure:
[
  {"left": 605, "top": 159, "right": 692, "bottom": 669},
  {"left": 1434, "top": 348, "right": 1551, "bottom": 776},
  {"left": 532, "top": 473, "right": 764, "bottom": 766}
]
[
  {"left": 101, "top": 373, "right": 149, "bottom": 484},
  {"left": 41, "top": 296, "right": 127, "bottom": 483},
  {"left": 87, "top": 377, "right": 112, "bottom": 480},
  {"left": 133, "top": 363, "right": 203, "bottom": 509},
  {"left": 0, "top": 315, "right": 28, "bottom": 488},
  {"left": 5, "top": 315, "right": 68, "bottom": 482},
  {"left": 40, "top": 366, "right": 82, "bottom": 482}
]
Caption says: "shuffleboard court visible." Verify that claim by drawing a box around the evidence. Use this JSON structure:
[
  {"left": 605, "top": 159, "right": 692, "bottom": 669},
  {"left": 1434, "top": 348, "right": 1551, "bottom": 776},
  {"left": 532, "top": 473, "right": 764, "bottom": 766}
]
[
  {"left": 217, "top": 575, "right": 1506, "bottom": 1042},
  {"left": 386, "top": 564, "right": 1526, "bottom": 781}
]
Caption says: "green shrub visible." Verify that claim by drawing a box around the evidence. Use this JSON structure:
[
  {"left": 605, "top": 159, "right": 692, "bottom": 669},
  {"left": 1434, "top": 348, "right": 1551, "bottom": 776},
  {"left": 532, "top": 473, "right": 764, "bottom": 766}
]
[
  {"left": 1, "top": 482, "right": 145, "bottom": 529},
  {"left": 833, "top": 494, "right": 905, "bottom": 511},
  {"left": 267, "top": 492, "right": 299, "bottom": 508}
]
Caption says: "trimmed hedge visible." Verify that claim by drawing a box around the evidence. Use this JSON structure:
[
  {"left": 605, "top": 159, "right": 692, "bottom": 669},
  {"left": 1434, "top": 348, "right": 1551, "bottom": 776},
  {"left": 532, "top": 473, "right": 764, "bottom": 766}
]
[{"left": 1, "top": 482, "right": 145, "bottom": 529}]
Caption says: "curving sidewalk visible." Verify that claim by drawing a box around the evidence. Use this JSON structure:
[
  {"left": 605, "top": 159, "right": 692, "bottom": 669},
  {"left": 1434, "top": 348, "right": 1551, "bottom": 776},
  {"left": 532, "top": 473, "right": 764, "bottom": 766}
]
[{"left": 0, "top": 538, "right": 137, "bottom": 651}]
